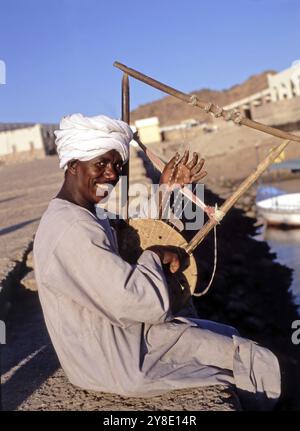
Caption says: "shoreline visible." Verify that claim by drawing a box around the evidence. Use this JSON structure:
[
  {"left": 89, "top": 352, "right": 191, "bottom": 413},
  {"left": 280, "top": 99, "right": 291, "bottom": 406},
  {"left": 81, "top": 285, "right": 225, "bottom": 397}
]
[
  {"left": 152, "top": 140, "right": 300, "bottom": 409},
  {"left": 1, "top": 153, "right": 300, "bottom": 410},
  {"left": 189, "top": 183, "right": 300, "bottom": 410}
]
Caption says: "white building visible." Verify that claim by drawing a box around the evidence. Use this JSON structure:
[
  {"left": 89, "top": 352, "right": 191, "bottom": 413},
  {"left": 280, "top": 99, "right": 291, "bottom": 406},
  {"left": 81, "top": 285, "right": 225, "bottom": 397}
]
[
  {"left": 0, "top": 123, "right": 44, "bottom": 157},
  {"left": 268, "top": 63, "right": 300, "bottom": 101},
  {"left": 0, "top": 123, "right": 58, "bottom": 163},
  {"left": 224, "top": 63, "right": 300, "bottom": 116},
  {"left": 134, "top": 117, "right": 161, "bottom": 144}
]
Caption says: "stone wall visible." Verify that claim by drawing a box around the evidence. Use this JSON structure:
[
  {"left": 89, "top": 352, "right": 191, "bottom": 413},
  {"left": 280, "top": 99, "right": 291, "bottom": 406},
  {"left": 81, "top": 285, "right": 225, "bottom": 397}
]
[
  {"left": 252, "top": 95, "right": 300, "bottom": 128},
  {"left": 0, "top": 148, "right": 45, "bottom": 166},
  {"left": 0, "top": 124, "right": 46, "bottom": 164}
]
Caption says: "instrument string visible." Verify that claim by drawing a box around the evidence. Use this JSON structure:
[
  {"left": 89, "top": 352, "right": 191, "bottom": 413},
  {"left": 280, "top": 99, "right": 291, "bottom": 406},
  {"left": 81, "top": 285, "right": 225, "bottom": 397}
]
[
  {"left": 158, "top": 158, "right": 180, "bottom": 243},
  {"left": 163, "top": 138, "right": 190, "bottom": 243},
  {"left": 162, "top": 154, "right": 184, "bottom": 240},
  {"left": 150, "top": 152, "right": 179, "bottom": 243},
  {"left": 193, "top": 225, "right": 218, "bottom": 297}
]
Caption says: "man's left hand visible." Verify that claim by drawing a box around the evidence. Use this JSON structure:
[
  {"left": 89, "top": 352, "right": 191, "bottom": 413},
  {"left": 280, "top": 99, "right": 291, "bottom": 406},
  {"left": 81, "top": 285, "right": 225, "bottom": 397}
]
[{"left": 159, "top": 150, "right": 207, "bottom": 189}]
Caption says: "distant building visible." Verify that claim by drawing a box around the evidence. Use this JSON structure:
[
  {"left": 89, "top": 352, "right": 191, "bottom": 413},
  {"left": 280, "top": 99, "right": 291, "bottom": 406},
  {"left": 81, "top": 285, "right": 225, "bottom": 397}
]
[
  {"left": 224, "top": 63, "right": 300, "bottom": 122},
  {"left": 0, "top": 123, "right": 57, "bottom": 164},
  {"left": 40, "top": 124, "right": 58, "bottom": 154},
  {"left": 134, "top": 117, "right": 161, "bottom": 144},
  {"left": 180, "top": 118, "right": 201, "bottom": 127},
  {"left": 268, "top": 64, "right": 300, "bottom": 102}
]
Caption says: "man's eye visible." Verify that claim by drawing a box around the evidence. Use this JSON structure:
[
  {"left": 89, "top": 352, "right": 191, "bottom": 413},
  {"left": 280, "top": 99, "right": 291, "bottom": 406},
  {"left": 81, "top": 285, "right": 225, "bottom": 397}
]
[{"left": 97, "top": 161, "right": 106, "bottom": 167}]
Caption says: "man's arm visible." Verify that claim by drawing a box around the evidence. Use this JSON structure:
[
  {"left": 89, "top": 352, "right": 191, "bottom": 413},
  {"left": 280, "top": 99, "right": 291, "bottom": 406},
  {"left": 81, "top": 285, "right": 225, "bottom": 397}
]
[{"left": 45, "top": 219, "right": 173, "bottom": 327}]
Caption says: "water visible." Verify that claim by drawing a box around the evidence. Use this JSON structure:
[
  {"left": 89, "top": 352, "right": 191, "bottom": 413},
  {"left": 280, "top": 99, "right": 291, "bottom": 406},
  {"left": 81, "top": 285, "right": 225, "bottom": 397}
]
[
  {"left": 254, "top": 176, "right": 300, "bottom": 313},
  {"left": 256, "top": 226, "right": 300, "bottom": 314}
]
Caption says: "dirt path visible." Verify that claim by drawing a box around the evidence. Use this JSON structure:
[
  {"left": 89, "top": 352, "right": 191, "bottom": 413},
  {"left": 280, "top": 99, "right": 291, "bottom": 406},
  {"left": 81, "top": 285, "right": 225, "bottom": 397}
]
[
  {"left": 1, "top": 144, "right": 300, "bottom": 410},
  {"left": 0, "top": 154, "right": 239, "bottom": 411},
  {"left": 1, "top": 287, "right": 238, "bottom": 411}
]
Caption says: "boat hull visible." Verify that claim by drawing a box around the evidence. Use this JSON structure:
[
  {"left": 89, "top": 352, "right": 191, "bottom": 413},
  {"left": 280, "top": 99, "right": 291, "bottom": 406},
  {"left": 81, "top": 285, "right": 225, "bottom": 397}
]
[{"left": 256, "top": 193, "right": 300, "bottom": 227}]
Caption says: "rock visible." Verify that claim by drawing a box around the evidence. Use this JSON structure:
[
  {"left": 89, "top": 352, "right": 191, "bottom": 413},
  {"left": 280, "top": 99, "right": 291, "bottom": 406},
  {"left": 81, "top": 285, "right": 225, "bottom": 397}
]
[
  {"left": 242, "top": 316, "right": 265, "bottom": 332},
  {"left": 16, "top": 368, "right": 240, "bottom": 411},
  {"left": 245, "top": 211, "right": 256, "bottom": 218},
  {"left": 231, "top": 253, "right": 245, "bottom": 265},
  {"left": 26, "top": 251, "right": 34, "bottom": 270},
  {"left": 260, "top": 257, "right": 276, "bottom": 268},
  {"left": 21, "top": 270, "right": 37, "bottom": 291},
  {"left": 243, "top": 196, "right": 252, "bottom": 207},
  {"left": 230, "top": 266, "right": 247, "bottom": 277},
  {"left": 226, "top": 300, "right": 250, "bottom": 314}
]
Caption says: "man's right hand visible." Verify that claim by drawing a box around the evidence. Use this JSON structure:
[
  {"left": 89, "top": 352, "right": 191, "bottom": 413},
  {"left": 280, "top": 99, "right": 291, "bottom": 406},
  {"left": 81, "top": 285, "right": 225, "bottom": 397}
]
[{"left": 146, "top": 245, "right": 189, "bottom": 274}]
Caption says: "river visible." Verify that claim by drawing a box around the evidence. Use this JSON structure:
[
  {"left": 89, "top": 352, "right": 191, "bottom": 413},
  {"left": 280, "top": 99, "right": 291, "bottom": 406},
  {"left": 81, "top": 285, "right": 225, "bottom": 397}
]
[
  {"left": 261, "top": 227, "right": 300, "bottom": 314},
  {"left": 255, "top": 178, "right": 300, "bottom": 313}
]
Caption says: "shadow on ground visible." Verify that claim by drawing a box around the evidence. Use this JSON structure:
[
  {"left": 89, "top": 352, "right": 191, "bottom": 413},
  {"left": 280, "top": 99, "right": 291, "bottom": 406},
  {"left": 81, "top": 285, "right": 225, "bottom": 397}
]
[
  {"left": 1, "top": 287, "right": 59, "bottom": 410},
  {"left": 1, "top": 157, "right": 299, "bottom": 409}
]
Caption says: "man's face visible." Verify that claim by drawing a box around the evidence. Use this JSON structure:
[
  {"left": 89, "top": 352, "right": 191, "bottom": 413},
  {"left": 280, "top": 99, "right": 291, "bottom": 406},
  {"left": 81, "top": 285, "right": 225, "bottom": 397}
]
[{"left": 71, "top": 149, "right": 124, "bottom": 204}]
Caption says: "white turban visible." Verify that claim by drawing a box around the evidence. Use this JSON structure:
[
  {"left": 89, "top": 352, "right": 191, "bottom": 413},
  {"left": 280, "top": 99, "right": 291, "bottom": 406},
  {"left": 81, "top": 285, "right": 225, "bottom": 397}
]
[{"left": 54, "top": 113, "right": 133, "bottom": 170}]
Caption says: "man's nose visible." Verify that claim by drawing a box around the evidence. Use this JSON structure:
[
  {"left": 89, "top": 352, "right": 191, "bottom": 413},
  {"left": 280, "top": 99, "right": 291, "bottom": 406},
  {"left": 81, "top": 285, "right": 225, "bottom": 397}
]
[{"left": 104, "top": 163, "right": 118, "bottom": 181}]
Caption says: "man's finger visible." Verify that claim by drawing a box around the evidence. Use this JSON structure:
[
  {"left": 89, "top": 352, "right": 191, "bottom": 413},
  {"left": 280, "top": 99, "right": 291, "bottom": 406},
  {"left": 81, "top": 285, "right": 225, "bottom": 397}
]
[
  {"left": 191, "top": 170, "right": 207, "bottom": 182},
  {"left": 186, "top": 152, "right": 198, "bottom": 170},
  {"left": 178, "top": 165, "right": 191, "bottom": 187},
  {"left": 181, "top": 150, "right": 189, "bottom": 166},
  {"left": 165, "top": 152, "right": 179, "bottom": 170},
  {"left": 191, "top": 157, "right": 205, "bottom": 175},
  {"left": 176, "top": 151, "right": 188, "bottom": 167},
  {"left": 170, "top": 258, "right": 180, "bottom": 273}
]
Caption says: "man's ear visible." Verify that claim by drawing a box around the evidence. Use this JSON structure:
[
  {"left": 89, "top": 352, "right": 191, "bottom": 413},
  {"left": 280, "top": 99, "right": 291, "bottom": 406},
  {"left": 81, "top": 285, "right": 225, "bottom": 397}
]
[{"left": 68, "top": 159, "right": 78, "bottom": 175}]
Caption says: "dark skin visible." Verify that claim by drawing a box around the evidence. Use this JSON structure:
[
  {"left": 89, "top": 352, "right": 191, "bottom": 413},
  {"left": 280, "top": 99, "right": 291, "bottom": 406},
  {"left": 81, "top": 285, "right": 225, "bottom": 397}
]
[
  {"left": 56, "top": 150, "right": 123, "bottom": 214},
  {"left": 56, "top": 149, "right": 207, "bottom": 274}
]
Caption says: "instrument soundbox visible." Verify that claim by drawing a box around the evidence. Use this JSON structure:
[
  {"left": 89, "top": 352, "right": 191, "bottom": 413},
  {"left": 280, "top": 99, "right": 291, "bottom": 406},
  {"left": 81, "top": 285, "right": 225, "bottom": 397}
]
[{"left": 117, "top": 218, "right": 198, "bottom": 314}]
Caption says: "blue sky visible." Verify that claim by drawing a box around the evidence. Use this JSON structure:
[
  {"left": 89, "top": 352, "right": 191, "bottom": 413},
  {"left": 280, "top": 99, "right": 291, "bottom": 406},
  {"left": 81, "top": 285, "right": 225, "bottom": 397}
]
[{"left": 0, "top": 0, "right": 299, "bottom": 123}]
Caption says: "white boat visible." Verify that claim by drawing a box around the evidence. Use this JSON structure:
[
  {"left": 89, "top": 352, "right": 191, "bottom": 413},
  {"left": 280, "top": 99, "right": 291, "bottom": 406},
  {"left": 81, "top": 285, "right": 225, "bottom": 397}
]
[{"left": 256, "top": 192, "right": 300, "bottom": 227}]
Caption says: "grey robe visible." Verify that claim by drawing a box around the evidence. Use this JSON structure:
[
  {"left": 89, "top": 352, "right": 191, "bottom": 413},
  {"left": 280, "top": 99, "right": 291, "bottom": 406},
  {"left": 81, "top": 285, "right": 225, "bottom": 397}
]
[{"left": 33, "top": 198, "right": 281, "bottom": 409}]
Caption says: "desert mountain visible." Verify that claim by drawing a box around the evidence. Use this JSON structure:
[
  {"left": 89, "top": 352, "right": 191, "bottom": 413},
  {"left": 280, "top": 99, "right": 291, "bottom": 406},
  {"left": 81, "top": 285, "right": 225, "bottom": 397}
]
[{"left": 131, "top": 70, "right": 276, "bottom": 126}]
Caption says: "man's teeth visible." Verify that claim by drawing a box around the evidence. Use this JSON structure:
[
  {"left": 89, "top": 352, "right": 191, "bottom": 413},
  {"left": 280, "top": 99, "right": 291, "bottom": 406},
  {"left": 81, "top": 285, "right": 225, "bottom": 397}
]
[
  {"left": 96, "top": 183, "right": 110, "bottom": 196},
  {"left": 96, "top": 183, "right": 108, "bottom": 189}
]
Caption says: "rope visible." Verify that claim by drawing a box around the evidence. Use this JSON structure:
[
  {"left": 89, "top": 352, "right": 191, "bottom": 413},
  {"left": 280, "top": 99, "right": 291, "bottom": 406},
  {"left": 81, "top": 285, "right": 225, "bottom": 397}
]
[
  {"left": 151, "top": 146, "right": 222, "bottom": 297},
  {"left": 214, "top": 106, "right": 223, "bottom": 118},
  {"left": 188, "top": 94, "right": 198, "bottom": 106},
  {"left": 204, "top": 102, "right": 212, "bottom": 113},
  {"left": 223, "top": 108, "right": 243, "bottom": 125},
  {"left": 212, "top": 203, "right": 225, "bottom": 223},
  {"left": 193, "top": 224, "right": 218, "bottom": 297},
  {"left": 188, "top": 94, "right": 244, "bottom": 125},
  {"left": 192, "top": 203, "right": 224, "bottom": 297}
]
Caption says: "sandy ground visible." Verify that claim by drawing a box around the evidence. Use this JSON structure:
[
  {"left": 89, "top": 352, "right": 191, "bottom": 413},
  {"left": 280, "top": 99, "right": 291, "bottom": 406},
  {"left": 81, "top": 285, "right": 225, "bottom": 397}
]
[
  {"left": 0, "top": 156, "right": 63, "bottom": 280},
  {"left": 0, "top": 154, "right": 240, "bottom": 411},
  {"left": 1, "top": 287, "right": 238, "bottom": 411},
  {"left": 1, "top": 125, "right": 300, "bottom": 410}
]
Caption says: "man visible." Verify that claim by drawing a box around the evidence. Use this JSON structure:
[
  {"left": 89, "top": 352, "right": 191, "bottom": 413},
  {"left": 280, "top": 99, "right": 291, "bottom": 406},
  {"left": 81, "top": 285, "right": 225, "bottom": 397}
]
[{"left": 33, "top": 113, "right": 281, "bottom": 410}]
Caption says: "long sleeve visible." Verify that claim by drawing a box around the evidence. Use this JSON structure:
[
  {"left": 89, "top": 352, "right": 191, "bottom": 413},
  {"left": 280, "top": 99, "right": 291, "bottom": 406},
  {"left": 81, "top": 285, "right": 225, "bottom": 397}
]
[{"left": 44, "top": 218, "right": 173, "bottom": 327}]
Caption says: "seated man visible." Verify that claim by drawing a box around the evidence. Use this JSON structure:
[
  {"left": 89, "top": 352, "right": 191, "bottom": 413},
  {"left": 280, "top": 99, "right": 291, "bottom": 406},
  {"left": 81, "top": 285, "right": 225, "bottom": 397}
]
[{"left": 33, "top": 113, "right": 281, "bottom": 410}]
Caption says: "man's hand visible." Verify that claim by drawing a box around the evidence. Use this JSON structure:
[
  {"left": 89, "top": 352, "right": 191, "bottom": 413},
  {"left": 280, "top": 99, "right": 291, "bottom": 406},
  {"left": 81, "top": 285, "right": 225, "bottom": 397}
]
[
  {"left": 146, "top": 245, "right": 189, "bottom": 274},
  {"left": 159, "top": 150, "right": 207, "bottom": 189}
]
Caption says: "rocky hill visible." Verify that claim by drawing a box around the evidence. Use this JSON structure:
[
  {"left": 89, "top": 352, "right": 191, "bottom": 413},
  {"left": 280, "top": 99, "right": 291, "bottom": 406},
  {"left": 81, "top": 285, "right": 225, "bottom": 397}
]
[{"left": 131, "top": 70, "right": 276, "bottom": 126}]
